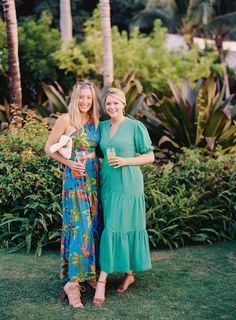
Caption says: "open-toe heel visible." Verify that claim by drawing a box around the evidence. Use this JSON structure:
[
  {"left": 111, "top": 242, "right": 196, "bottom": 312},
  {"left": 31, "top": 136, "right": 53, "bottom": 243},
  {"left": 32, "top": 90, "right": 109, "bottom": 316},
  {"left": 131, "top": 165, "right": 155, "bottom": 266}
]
[
  {"left": 93, "top": 280, "right": 106, "bottom": 306},
  {"left": 63, "top": 282, "right": 84, "bottom": 308},
  {"left": 116, "top": 272, "right": 135, "bottom": 293}
]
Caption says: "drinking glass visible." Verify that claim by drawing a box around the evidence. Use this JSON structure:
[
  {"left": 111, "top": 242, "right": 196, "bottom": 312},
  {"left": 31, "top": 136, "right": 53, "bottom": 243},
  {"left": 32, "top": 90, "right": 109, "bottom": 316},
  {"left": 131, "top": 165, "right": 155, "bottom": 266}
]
[
  {"left": 72, "top": 151, "right": 86, "bottom": 178},
  {"left": 76, "top": 151, "right": 87, "bottom": 166},
  {"left": 106, "top": 147, "right": 116, "bottom": 161}
]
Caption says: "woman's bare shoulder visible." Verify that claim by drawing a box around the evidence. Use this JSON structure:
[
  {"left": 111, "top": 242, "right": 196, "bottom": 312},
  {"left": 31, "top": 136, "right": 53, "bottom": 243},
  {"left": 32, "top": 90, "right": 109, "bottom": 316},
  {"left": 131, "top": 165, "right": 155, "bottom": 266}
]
[
  {"left": 55, "top": 113, "right": 70, "bottom": 126},
  {"left": 58, "top": 113, "right": 70, "bottom": 122}
]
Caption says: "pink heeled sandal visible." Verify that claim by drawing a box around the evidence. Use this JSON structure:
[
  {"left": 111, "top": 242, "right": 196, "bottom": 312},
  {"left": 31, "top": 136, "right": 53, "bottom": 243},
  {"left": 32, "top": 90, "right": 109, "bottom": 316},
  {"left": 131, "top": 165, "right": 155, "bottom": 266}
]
[
  {"left": 61, "top": 282, "right": 84, "bottom": 308},
  {"left": 116, "top": 272, "right": 135, "bottom": 293},
  {"left": 92, "top": 280, "right": 106, "bottom": 306}
]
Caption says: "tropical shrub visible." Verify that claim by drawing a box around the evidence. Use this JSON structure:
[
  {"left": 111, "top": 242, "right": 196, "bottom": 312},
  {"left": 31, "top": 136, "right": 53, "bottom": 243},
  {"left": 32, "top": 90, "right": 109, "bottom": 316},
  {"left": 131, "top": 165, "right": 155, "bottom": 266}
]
[
  {"left": 0, "top": 114, "right": 62, "bottom": 256},
  {"left": 0, "top": 12, "right": 72, "bottom": 106},
  {"left": 144, "top": 148, "right": 236, "bottom": 249},
  {"left": 143, "top": 75, "right": 236, "bottom": 152},
  {"left": 1, "top": 116, "right": 235, "bottom": 255},
  {"left": 55, "top": 8, "right": 221, "bottom": 95}
]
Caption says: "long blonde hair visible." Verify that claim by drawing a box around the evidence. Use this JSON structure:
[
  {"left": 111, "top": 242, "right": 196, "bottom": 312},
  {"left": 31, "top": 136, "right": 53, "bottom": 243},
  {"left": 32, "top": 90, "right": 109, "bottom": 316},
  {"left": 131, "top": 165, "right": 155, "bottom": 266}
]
[{"left": 68, "top": 81, "right": 100, "bottom": 129}]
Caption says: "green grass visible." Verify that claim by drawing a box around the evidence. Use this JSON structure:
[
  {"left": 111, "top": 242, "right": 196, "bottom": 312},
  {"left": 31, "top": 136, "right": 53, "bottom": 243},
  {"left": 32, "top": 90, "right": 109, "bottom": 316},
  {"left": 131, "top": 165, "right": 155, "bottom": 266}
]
[{"left": 0, "top": 242, "right": 236, "bottom": 320}]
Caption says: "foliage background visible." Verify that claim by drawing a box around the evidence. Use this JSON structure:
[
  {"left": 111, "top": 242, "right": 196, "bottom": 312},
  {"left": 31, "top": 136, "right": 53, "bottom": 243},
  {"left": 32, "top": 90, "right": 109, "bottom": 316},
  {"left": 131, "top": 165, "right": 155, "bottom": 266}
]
[
  {"left": 0, "top": 118, "right": 235, "bottom": 255},
  {"left": 0, "top": 3, "right": 223, "bottom": 108}
]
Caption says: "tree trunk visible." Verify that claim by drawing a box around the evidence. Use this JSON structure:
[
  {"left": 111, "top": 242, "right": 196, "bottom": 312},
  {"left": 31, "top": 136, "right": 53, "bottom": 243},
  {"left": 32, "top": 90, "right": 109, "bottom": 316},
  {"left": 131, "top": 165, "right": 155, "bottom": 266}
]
[
  {"left": 3, "top": 0, "right": 22, "bottom": 109},
  {"left": 215, "top": 34, "right": 230, "bottom": 98},
  {"left": 99, "top": 0, "right": 114, "bottom": 88},
  {"left": 60, "top": 0, "right": 73, "bottom": 48}
]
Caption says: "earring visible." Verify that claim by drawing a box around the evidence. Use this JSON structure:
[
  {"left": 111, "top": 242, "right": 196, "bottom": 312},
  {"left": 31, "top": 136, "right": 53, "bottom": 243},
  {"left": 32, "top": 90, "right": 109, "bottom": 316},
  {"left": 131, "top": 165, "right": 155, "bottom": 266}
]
[{"left": 123, "top": 108, "right": 125, "bottom": 115}]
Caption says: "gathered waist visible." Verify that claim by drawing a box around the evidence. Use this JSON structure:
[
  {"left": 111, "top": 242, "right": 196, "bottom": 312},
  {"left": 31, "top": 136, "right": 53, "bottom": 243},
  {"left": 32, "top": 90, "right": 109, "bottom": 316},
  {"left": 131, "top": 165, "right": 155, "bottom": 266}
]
[
  {"left": 75, "top": 150, "right": 96, "bottom": 159},
  {"left": 71, "top": 149, "right": 97, "bottom": 161}
]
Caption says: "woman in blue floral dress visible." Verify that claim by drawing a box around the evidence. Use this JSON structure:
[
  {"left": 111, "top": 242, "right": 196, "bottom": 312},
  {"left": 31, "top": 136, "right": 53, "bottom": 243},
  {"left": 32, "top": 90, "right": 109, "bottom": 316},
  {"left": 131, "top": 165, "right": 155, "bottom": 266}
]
[{"left": 45, "top": 81, "right": 102, "bottom": 308}]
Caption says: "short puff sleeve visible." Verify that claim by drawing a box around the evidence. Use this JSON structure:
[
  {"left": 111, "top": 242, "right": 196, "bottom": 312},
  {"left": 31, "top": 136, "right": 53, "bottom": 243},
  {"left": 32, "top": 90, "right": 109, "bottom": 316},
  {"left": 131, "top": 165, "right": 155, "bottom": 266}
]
[{"left": 134, "top": 121, "right": 154, "bottom": 154}]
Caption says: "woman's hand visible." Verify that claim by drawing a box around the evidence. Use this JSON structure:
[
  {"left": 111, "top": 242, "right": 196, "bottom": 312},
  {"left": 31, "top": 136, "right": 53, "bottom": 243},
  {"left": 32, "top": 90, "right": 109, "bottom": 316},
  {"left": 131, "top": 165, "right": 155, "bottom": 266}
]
[
  {"left": 108, "top": 157, "right": 127, "bottom": 168},
  {"left": 66, "top": 160, "right": 86, "bottom": 176}
]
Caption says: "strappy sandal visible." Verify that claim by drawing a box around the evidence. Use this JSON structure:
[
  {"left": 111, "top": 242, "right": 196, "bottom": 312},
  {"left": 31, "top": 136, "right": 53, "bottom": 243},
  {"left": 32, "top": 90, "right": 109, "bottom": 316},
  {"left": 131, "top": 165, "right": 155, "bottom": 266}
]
[
  {"left": 92, "top": 280, "right": 106, "bottom": 306},
  {"left": 116, "top": 272, "right": 135, "bottom": 293},
  {"left": 61, "top": 282, "right": 85, "bottom": 308}
]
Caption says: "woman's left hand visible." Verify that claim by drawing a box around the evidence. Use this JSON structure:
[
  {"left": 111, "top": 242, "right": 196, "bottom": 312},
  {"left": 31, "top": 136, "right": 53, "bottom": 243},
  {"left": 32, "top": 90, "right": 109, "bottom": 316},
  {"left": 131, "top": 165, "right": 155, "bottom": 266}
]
[{"left": 108, "top": 157, "right": 127, "bottom": 168}]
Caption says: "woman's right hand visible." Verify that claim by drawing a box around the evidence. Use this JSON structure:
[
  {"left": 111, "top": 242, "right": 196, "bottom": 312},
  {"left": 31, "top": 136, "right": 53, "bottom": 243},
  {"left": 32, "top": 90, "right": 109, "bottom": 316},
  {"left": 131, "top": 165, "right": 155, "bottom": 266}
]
[{"left": 66, "top": 160, "right": 86, "bottom": 176}]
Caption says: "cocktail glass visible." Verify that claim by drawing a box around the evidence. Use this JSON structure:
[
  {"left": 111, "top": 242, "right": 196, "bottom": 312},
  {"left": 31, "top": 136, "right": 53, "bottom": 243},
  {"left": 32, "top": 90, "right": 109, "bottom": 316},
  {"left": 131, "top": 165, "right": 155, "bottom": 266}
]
[
  {"left": 72, "top": 151, "right": 86, "bottom": 178},
  {"left": 106, "top": 147, "right": 116, "bottom": 161}
]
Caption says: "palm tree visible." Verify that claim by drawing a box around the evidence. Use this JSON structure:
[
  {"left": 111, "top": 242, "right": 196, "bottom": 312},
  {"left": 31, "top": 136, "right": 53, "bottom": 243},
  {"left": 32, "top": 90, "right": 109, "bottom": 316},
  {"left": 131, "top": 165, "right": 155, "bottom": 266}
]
[
  {"left": 130, "top": 0, "right": 235, "bottom": 97},
  {"left": 130, "top": 0, "right": 215, "bottom": 38},
  {"left": 203, "top": 12, "right": 236, "bottom": 97},
  {"left": 60, "top": 0, "right": 73, "bottom": 48},
  {"left": 99, "top": 0, "right": 114, "bottom": 88},
  {"left": 182, "top": 0, "right": 215, "bottom": 43},
  {"left": 3, "top": 0, "right": 22, "bottom": 109},
  {"left": 130, "top": 0, "right": 182, "bottom": 33}
]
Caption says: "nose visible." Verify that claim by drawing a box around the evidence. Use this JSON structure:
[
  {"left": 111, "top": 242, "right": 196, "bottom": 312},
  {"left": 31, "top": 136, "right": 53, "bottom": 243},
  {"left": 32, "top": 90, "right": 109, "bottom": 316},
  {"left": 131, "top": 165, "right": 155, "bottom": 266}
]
[{"left": 81, "top": 97, "right": 89, "bottom": 103}]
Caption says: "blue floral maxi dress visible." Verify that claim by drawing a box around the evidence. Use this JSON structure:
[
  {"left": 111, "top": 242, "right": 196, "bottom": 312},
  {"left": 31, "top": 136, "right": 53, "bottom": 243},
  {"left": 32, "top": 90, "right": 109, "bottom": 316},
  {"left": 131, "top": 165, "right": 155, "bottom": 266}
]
[{"left": 60, "top": 118, "right": 103, "bottom": 283}]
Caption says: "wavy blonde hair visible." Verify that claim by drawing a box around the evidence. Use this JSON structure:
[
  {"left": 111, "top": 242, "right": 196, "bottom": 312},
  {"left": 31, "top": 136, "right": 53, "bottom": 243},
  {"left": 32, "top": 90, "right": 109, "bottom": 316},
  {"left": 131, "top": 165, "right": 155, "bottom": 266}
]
[{"left": 68, "top": 82, "right": 100, "bottom": 129}]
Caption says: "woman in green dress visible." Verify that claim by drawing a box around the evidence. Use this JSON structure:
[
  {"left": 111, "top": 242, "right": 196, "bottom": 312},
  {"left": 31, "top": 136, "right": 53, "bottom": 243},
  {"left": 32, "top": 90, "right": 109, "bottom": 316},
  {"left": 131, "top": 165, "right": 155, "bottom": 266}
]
[{"left": 93, "top": 88, "right": 154, "bottom": 306}]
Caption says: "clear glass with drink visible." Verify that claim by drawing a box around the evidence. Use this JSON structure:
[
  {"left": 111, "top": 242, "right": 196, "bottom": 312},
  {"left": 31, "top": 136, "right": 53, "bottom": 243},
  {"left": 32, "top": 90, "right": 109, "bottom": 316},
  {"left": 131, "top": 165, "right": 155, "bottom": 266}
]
[
  {"left": 76, "top": 151, "right": 87, "bottom": 166},
  {"left": 106, "top": 147, "right": 116, "bottom": 161},
  {"left": 72, "top": 151, "right": 86, "bottom": 178}
]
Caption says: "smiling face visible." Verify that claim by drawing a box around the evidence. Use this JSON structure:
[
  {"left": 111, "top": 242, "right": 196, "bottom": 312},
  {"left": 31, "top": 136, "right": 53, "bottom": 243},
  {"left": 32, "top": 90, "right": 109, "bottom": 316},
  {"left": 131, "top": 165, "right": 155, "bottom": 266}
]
[
  {"left": 78, "top": 87, "right": 93, "bottom": 113},
  {"left": 105, "top": 95, "right": 125, "bottom": 119}
]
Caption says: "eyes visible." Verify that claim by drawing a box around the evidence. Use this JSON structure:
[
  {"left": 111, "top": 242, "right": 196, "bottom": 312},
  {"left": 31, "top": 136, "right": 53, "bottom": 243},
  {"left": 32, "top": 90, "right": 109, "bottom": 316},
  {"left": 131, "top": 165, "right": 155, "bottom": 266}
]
[
  {"left": 79, "top": 95, "right": 92, "bottom": 100},
  {"left": 106, "top": 101, "right": 119, "bottom": 106}
]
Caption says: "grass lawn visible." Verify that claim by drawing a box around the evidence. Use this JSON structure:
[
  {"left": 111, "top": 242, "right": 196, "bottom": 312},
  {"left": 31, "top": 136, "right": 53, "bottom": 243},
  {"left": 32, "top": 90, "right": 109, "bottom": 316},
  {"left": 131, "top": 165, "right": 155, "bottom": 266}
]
[{"left": 0, "top": 241, "right": 235, "bottom": 320}]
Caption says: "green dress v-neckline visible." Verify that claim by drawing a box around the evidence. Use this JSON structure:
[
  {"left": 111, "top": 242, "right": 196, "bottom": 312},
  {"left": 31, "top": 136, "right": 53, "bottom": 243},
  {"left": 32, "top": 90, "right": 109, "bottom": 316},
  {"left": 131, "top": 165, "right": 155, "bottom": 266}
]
[{"left": 109, "top": 117, "right": 127, "bottom": 141}]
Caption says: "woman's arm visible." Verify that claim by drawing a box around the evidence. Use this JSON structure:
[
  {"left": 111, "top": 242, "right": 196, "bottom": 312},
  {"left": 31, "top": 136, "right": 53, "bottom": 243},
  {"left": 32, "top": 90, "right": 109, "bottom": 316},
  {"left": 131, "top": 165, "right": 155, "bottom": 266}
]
[
  {"left": 109, "top": 152, "right": 155, "bottom": 168},
  {"left": 45, "top": 115, "right": 85, "bottom": 173}
]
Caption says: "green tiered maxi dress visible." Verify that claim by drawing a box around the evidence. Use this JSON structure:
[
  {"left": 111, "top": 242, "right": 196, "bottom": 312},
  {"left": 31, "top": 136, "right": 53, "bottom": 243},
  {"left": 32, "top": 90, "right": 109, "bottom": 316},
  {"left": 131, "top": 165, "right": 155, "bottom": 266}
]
[{"left": 99, "top": 117, "right": 153, "bottom": 273}]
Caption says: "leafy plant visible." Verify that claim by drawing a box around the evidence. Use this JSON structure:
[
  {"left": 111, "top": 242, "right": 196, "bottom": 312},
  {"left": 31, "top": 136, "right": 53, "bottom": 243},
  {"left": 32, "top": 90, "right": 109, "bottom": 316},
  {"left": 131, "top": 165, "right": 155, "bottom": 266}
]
[
  {"left": 0, "top": 114, "right": 62, "bottom": 256},
  {"left": 42, "top": 82, "right": 67, "bottom": 115},
  {"left": 143, "top": 148, "right": 236, "bottom": 249},
  {"left": 0, "top": 12, "right": 67, "bottom": 107},
  {"left": 149, "top": 75, "right": 236, "bottom": 152},
  {"left": 55, "top": 9, "right": 221, "bottom": 95}
]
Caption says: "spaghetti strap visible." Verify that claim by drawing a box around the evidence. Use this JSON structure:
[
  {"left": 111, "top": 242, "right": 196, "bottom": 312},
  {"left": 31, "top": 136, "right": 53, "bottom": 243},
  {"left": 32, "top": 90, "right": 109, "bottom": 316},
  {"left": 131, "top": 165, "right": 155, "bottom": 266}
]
[{"left": 68, "top": 130, "right": 76, "bottom": 137}]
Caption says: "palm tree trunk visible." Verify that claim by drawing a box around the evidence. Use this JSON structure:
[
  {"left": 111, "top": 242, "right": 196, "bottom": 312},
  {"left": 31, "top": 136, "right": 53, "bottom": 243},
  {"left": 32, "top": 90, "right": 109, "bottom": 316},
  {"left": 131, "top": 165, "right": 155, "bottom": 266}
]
[
  {"left": 99, "top": 0, "right": 114, "bottom": 88},
  {"left": 60, "top": 0, "right": 73, "bottom": 48},
  {"left": 3, "top": 0, "right": 22, "bottom": 109},
  {"left": 215, "top": 34, "right": 230, "bottom": 98}
]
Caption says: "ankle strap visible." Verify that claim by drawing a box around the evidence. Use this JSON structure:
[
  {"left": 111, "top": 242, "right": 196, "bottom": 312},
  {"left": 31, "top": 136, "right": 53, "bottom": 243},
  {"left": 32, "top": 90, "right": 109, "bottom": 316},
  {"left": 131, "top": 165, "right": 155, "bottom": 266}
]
[
  {"left": 97, "top": 280, "right": 106, "bottom": 284},
  {"left": 125, "top": 272, "right": 134, "bottom": 277}
]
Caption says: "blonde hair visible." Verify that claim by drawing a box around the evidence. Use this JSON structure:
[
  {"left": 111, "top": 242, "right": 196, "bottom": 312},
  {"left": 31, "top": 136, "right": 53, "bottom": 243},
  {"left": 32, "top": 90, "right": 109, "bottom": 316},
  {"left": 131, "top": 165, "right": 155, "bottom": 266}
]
[
  {"left": 68, "top": 82, "right": 100, "bottom": 129},
  {"left": 104, "top": 87, "right": 126, "bottom": 106}
]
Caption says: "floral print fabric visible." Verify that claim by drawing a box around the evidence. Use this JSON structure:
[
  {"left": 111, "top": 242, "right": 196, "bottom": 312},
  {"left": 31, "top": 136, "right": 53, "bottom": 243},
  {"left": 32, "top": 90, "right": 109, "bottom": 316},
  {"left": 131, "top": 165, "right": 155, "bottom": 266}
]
[{"left": 60, "top": 118, "right": 102, "bottom": 282}]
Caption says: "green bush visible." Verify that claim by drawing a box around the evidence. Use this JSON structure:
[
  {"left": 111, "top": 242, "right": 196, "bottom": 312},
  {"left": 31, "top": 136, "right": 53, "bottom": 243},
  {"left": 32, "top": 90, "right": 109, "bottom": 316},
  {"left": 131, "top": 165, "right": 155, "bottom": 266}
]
[
  {"left": 151, "top": 75, "right": 236, "bottom": 152},
  {"left": 0, "top": 12, "right": 73, "bottom": 106},
  {"left": 144, "top": 148, "right": 236, "bottom": 248},
  {"left": 1, "top": 118, "right": 235, "bottom": 255},
  {"left": 55, "top": 8, "right": 221, "bottom": 95},
  {"left": 0, "top": 115, "right": 62, "bottom": 256}
]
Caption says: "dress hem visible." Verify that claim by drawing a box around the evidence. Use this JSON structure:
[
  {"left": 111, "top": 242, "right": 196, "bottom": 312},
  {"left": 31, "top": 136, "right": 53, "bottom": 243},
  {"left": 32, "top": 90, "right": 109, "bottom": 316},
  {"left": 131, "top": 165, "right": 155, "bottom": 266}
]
[{"left": 100, "top": 265, "right": 152, "bottom": 274}]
